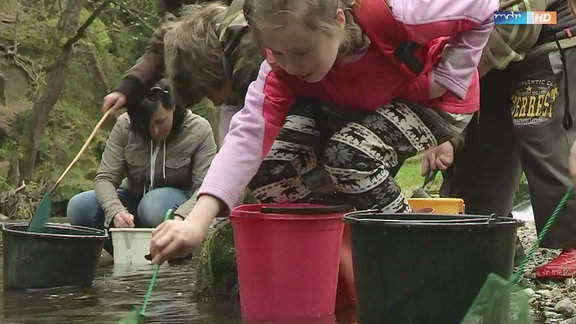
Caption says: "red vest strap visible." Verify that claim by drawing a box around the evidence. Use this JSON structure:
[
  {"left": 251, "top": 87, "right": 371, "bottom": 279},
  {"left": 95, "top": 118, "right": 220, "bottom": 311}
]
[
  {"left": 354, "top": 0, "right": 423, "bottom": 77},
  {"left": 354, "top": 0, "right": 406, "bottom": 50}
]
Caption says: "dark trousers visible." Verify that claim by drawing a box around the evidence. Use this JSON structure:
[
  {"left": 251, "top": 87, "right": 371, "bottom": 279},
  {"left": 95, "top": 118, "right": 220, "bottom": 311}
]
[{"left": 442, "top": 47, "right": 576, "bottom": 249}]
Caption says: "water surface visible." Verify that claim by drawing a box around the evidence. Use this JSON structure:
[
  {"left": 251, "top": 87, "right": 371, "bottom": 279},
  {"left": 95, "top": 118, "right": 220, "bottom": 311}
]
[{"left": 0, "top": 251, "right": 354, "bottom": 323}]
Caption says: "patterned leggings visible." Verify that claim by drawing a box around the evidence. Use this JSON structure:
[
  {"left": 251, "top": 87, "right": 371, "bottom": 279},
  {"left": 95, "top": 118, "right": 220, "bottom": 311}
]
[{"left": 249, "top": 99, "right": 470, "bottom": 213}]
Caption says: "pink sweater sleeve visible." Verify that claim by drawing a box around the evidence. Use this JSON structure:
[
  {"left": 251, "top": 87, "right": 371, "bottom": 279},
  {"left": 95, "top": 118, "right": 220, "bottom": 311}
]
[{"left": 198, "top": 61, "right": 294, "bottom": 211}]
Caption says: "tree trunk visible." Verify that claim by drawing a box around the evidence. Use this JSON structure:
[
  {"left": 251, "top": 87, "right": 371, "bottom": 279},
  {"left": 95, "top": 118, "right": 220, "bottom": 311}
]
[
  {"left": 18, "top": 0, "right": 84, "bottom": 182},
  {"left": 0, "top": 73, "right": 5, "bottom": 107}
]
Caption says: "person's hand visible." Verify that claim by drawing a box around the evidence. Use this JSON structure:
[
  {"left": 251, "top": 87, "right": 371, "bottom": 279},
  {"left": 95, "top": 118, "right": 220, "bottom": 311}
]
[
  {"left": 150, "top": 219, "right": 207, "bottom": 264},
  {"left": 150, "top": 195, "right": 221, "bottom": 264},
  {"left": 101, "top": 91, "right": 127, "bottom": 113},
  {"left": 112, "top": 211, "right": 135, "bottom": 228},
  {"left": 570, "top": 141, "right": 576, "bottom": 185},
  {"left": 421, "top": 141, "right": 454, "bottom": 176}
]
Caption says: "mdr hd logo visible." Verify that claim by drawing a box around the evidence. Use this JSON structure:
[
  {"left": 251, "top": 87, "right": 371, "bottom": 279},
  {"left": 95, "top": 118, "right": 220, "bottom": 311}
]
[{"left": 494, "top": 11, "right": 557, "bottom": 24}]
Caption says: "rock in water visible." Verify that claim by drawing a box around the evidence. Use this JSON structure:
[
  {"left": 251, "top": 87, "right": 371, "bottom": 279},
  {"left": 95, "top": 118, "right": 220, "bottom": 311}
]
[{"left": 193, "top": 220, "right": 239, "bottom": 301}]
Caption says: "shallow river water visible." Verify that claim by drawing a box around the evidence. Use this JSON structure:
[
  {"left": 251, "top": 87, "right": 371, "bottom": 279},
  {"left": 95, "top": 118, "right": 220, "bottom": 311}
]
[{"left": 0, "top": 251, "right": 355, "bottom": 323}]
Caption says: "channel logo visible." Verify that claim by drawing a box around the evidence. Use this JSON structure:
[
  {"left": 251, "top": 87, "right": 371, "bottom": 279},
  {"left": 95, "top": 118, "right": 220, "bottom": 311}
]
[{"left": 494, "top": 11, "right": 557, "bottom": 24}]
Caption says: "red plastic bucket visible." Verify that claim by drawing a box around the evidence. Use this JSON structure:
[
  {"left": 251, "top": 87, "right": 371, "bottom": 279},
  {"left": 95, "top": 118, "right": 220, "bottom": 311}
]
[{"left": 230, "top": 203, "right": 350, "bottom": 318}]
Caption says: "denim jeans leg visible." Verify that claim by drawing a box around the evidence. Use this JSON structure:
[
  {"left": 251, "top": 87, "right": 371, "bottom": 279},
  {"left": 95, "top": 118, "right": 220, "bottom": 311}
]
[
  {"left": 136, "top": 187, "right": 189, "bottom": 227},
  {"left": 115, "top": 188, "right": 141, "bottom": 217},
  {"left": 67, "top": 189, "right": 140, "bottom": 229},
  {"left": 67, "top": 190, "right": 105, "bottom": 229},
  {"left": 67, "top": 188, "right": 140, "bottom": 256}
]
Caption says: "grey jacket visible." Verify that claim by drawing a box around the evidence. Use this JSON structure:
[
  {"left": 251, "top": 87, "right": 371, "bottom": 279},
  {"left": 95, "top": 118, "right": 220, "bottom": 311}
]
[{"left": 95, "top": 110, "right": 217, "bottom": 226}]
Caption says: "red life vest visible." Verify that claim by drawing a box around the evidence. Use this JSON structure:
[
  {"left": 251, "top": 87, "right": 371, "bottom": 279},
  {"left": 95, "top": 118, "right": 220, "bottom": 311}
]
[{"left": 263, "top": 0, "right": 450, "bottom": 112}]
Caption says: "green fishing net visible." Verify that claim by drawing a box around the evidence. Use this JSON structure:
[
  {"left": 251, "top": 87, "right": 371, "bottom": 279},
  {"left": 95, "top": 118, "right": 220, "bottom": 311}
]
[
  {"left": 118, "top": 209, "right": 174, "bottom": 324},
  {"left": 461, "top": 273, "right": 532, "bottom": 324},
  {"left": 461, "top": 187, "right": 573, "bottom": 324},
  {"left": 118, "top": 307, "right": 144, "bottom": 324}
]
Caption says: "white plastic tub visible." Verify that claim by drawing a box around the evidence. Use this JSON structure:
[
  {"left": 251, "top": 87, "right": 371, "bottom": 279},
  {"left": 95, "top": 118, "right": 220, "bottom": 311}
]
[{"left": 108, "top": 228, "right": 153, "bottom": 265}]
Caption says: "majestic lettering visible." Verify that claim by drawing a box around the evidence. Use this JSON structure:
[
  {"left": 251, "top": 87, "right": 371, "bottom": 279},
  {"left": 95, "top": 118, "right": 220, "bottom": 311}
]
[{"left": 511, "top": 81, "right": 558, "bottom": 123}]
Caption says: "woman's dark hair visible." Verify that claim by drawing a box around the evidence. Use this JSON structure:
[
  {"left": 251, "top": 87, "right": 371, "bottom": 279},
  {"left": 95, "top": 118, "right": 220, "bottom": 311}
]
[{"left": 127, "top": 79, "right": 186, "bottom": 141}]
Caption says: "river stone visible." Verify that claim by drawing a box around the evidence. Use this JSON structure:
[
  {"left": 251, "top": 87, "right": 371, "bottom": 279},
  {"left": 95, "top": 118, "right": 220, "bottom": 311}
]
[
  {"left": 192, "top": 220, "right": 239, "bottom": 301},
  {"left": 537, "top": 289, "right": 553, "bottom": 299},
  {"left": 556, "top": 298, "right": 576, "bottom": 318}
]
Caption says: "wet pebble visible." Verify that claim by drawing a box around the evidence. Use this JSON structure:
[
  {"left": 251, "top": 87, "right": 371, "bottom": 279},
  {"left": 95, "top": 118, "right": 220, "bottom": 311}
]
[
  {"left": 556, "top": 299, "right": 576, "bottom": 318},
  {"left": 552, "top": 288, "right": 564, "bottom": 299},
  {"left": 559, "top": 316, "right": 576, "bottom": 324}
]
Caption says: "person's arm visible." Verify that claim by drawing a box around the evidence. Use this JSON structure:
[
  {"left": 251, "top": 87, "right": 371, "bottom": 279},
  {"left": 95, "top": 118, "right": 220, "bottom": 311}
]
[
  {"left": 104, "top": 24, "right": 170, "bottom": 112},
  {"left": 478, "top": 0, "right": 548, "bottom": 77},
  {"left": 396, "top": 0, "right": 499, "bottom": 99},
  {"left": 197, "top": 61, "right": 295, "bottom": 213},
  {"left": 94, "top": 114, "right": 130, "bottom": 227},
  {"left": 150, "top": 61, "right": 295, "bottom": 264},
  {"left": 173, "top": 118, "right": 218, "bottom": 219}
]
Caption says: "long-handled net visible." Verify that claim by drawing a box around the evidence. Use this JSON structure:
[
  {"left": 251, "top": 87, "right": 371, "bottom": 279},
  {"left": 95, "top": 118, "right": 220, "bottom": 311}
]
[
  {"left": 118, "top": 209, "right": 175, "bottom": 324},
  {"left": 461, "top": 186, "right": 574, "bottom": 324}
]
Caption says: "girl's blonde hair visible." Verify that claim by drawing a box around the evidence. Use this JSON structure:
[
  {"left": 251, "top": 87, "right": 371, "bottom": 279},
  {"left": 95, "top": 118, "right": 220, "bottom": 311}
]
[
  {"left": 164, "top": 3, "right": 227, "bottom": 106},
  {"left": 245, "top": 0, "right": 365, "bottom": 56}
]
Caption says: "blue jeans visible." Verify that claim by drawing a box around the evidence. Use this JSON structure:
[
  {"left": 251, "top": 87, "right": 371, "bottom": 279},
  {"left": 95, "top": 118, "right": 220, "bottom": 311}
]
[{"left": 67, "top": 187, "right": 189, "bottom": 229}]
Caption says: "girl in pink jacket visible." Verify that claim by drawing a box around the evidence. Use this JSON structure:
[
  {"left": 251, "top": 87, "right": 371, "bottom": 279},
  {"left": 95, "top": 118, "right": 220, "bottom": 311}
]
[{"left": 150, "top": 0, "right": 498, "bottom": 263}]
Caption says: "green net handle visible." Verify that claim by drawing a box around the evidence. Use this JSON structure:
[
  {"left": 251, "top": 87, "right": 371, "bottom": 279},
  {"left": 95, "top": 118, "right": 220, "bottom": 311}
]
[{"left": 140, "top": 208, "right": 175, "bottom": 315}]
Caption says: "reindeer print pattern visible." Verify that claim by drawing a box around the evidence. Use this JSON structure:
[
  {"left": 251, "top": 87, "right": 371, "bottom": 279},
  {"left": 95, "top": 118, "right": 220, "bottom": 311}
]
[
  {"left": 249, "top": 100, "right": 470, "bottom": 213},
  {"left": 324, "top": 101, "right": 468, "bottom": 212},
  {"left": 248, "top": 103, "right": 333, "bottom": 204}
]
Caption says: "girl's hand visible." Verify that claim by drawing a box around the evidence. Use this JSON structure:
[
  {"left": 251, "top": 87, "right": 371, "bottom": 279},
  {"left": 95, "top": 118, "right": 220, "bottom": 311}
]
[
  {"left": 421, "top": 141, "right": 454, "bottom": 176},
  {"left": 149, "top": 195, "right": 222, "bottom": 264},
  {"left": 150, "top": 219, "right": 206, "bottom": 264}
]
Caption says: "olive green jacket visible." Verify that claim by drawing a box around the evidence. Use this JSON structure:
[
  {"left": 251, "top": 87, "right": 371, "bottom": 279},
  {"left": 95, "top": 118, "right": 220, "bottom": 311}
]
[
  {"left": 450, "top": 0, "right": 548, "bottom": 151},
  {"left": 95, "top": 111, "right": 217, "bottom": 226},
  {"left": 478, "top": 0, "right": 548, "bottom": 77}
]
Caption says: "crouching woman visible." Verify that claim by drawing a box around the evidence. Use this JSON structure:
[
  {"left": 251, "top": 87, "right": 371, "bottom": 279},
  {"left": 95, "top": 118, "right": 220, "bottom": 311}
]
[{"left": 67, "top": 79, "right": 217, "bottom": 254}]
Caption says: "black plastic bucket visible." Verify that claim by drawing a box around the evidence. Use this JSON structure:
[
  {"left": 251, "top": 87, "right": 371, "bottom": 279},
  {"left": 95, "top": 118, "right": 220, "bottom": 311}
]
[
  {"left": 2, "top": 223, "right": 108, "bottom": 290},
  {"left": 342, "top": 212, "right": 524, "bottom": 324}
]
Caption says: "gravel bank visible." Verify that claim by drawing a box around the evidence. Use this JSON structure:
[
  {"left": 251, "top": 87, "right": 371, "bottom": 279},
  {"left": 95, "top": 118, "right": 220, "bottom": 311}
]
[{"left": 517, "top": 221, "right": 576, "bottom": 323}]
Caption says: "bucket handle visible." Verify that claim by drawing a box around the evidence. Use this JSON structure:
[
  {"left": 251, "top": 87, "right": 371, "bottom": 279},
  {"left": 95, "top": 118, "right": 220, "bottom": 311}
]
[
  {"left": 260, "top": 204, "right": 353, "bottom": 215},
  {"left": 350, "top": 217, "right": 494, "bottom": 224}
]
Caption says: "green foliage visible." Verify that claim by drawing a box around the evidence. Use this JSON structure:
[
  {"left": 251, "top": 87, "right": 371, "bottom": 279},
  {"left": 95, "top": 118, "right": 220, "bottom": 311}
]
[
  {"left": 0, "top": 140, "right": 15, "bottom": 160},
  {"left": 35, "top": 100, "right": 107, "bottom": 199},
  {"left": 396, "top": 155, "right": 442, "bottom": 196},
  {"left": 78, "top": 9, "right": 111, "bottom": 53},
  {"left": 0, "top": 0, "right": 163, "bottom": 208}
]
